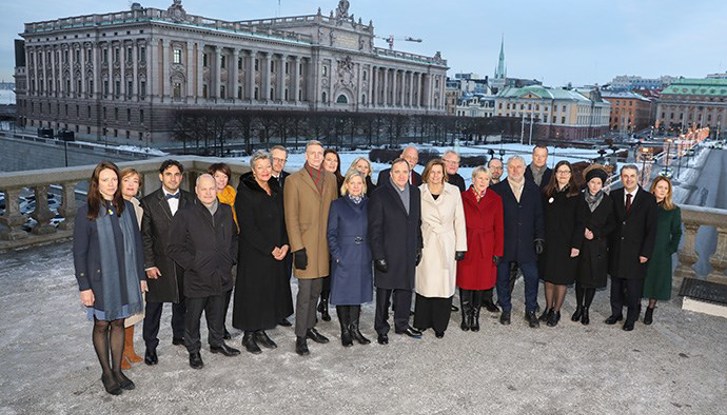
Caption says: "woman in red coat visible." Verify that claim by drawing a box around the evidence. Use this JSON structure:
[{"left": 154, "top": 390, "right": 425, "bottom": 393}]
[{"left": 456, "top": 166, "right": 504, "bottom": 331}]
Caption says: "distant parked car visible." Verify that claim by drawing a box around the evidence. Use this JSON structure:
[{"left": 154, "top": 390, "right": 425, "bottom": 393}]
[
  {"left": 22, "top": 214, "right": 65, "bottom": 232},
  {"left": 19, "top": 194, "right": 61, "bottom": 215}
]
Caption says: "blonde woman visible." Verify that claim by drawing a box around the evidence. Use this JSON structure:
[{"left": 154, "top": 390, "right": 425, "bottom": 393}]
[{"left": 348, "top": 156, "right": 376, "bottom": 197}]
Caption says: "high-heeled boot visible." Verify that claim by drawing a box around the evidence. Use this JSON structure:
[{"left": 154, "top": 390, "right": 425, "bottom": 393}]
[
  {"left": 581, "top": 307, "right": 590, "bottom": 325},
  {"left": 317, "top": 290, "right": 331, "bottom": 322},
  {"left": 459, "top": 289, "right": 471, "bottom": 331},
  {"left": 121, "top": 326, "right": 143, "bottom": 369},
  {"left": 643, "top": 306, "right": 654, "bottom": 325},
  {"left": 470, "top": 291, "right": 482, "bottom": 332},
  {"left": 571, "top": 305, "right": 583, "bottom": 322},
  {"left": 336, "top": 306, "right": 353, "bottom": 347},
  {"left": 349, "top": 306, "right": 371, "bottom": 345}
]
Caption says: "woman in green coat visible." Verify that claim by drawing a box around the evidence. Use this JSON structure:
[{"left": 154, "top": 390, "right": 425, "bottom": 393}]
[{"left": 642, "top": 176, "right": 682, "bottom": 325}]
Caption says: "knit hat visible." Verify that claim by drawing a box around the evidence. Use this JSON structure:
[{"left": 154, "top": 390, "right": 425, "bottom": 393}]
[{"left": 585, "top": 168, "right": 608, "bottom": 184}]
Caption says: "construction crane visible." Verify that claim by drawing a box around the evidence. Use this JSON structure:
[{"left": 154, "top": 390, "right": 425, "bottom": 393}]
[{"left": 376, "top": 35, "right": 422, "bottom": 50}]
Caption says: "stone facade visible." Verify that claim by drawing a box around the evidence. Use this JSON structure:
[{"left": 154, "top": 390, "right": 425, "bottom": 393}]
[
  {"left": 656, "top": 78, "right": 727, "bottom": 136},
  {"left": 14, "top": 1, "right": 448, "bottom": 143},
  {"left": 601, "top": 91, "right": 654, "bottom": 133}
]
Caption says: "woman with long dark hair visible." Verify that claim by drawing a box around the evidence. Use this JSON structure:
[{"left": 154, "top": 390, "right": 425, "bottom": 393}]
[
  {"left": 572, "top": 166, "right": 615, "bottom": 325},
  {"left": 539, "top": 160, "right": 581, "bottom": 327},
  {"left": 317, "top": 149, "right": 345, "bottom": 322},
  {"left": 642, "top": 176, "right": 682, "bottom": 325},
  {"left": 73, "top": 161, "right": 146, "bottom": 395}
]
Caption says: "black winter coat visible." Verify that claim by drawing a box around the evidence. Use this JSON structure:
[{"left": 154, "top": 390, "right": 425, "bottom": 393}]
[
  {"left": 167, "top": 200, "right": 237, "bottom": 298},
  {"left": 608, "top": 187, "right": 658, "bottom": 280},
  {"left": 574, "top": 193, "right": 616, "bottom": 288},
  {"left": 540, "top": 189, "right": 580, "bottom": 284},
  {"left": 491, "top": 179, "right": 545, "bottom": 263},
  {"left": 368, "top": 180, "right": 423, "bottom": 290},
  {"left": 140, "top": 188, "right": 195, "bottom": 303}
]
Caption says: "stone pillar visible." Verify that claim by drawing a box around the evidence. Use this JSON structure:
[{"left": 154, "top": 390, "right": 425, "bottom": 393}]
[
  {"left": 92, "top": 43, "right": 99, "bottom": 99},
  {"left": 675, "top": 222, "right": 699, "bottom": 280},
  {"left": 391, "top": 69, "right": 398, "bottom": 107},
  {"left": 708, "top": 227, "right": 727, "bottom": 282},
  {"left": 196, "top": 43, "right": 204, "bottom": 101},
  {"left": 162, "top": 40, "right": 171, "bottom": 101},
  {"left": 69, "top": 45, "right": 75, "bottom": 97},
  {"left": 232, "top": 49, "right": 240, "bottom": 101},
  {"left": 0, "top": 188, "right": 28, "bottom": 241},
  {"left": 31, "top": 185, "right": 56, "bottom": 235},
  {"left": 279, "top": 54, "right": 287, "bottom": 101},
  {"left": 370, "top": 65, "right": 376, "bottom": 108},
  {"left": 49, "top": 46, "right": 56, "bottom": 98},
  {"left": 58, "top": 181, "right": 78, "bottom": 231},
  {"left": 150, "top": 40, "right": 160, "bottom": 99},
  {"left": 247, "top": 49, "right": 256, "bottom": 101},
  {"left": 382, "top": 68, "right": 389, "bottom": 107},
  {"left": 131, "top": 42, "right": 138, "bottom": 101},
  {"left": 187, "top": 41, "right": 195, "bottom": 100},
  {"left": 293, "top": 56, "right": 301, "bottom": 103},
  {"left": 214, "top": 47, "right": 222, "bottom": 100},
  {"left": 262, "top": 53, "right": 271, "bottom": 101}
]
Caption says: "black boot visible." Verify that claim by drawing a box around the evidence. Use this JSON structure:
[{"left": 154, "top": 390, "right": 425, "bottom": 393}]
[
  {"left": 317, "top": 291, "right": 331, "bottom": 322},
  {"left": 571, "top": 305, "right": 583, "bottom": 322},
  {"left": 471, "top": 291, "right": 482, "bottom": 332},
  {"left": 242, "top": 331, "right": 262, "bottom": 354},
  {"left": 459, "top": 289, "right": 471, "bottom": 331},
  {"left": 539, "top": 308, "right": 552, "bottom": 322},
  {"left": 336, "top": 306, "right": 353, "bottom": 347},
  {"left": 581, "top": 307, "right": 590, "bottom": 325},
  {"left": 546, "top": 310, "right": 561, "bottom": 327},
  {"left": 349, "top": 306, "right": 371, "bottom": 345},
  {"left": 644, "top": 307, "right": 654, "bottom": 325}
]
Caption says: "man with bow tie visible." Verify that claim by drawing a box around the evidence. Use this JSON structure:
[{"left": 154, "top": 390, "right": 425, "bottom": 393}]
[{"left": 140, "top": 159, "right": 195, "bottom": 365}]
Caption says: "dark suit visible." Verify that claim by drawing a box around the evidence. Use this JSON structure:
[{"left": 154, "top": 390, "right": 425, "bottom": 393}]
[
  {"left": 525, "top": 165, "right": 552, "bottom": 190},
  {"left": 140, "top": 188, "right": 194, "bottom": 350},
  {"left": 168, "top": 199, "right": 237, "bottom": 354},
  {"left": 491, "top": 179, "right": 545, "bottom": 313},
  {"left": 376, "top": 168, "right": 422, "bottom": 187},
  {"left": 368, "top": 180, "right": 422, "bottom": 335},
  {"left": 608, "top": 187, "right": 657, "bottom": 324},
  {"left": 448, "top": 172, "right": 466, "bottom": 192}
]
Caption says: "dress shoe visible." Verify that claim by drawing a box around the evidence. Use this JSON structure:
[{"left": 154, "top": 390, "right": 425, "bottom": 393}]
[
  {"left": 210, "top": 343, "right": 241, "bottom": 357},
  {"left": 604, "top": 315, "right": 623, "bottom": 325},
  {"left": 581, "top": 307, "right": 590, "bottom": 325},
  {"left": 278, "top": 317, "right": 292, "bottom": 327},
  {"left": 435, "top": 331, "right": 445, "bottom": 338},
  {"left": 622, "top": 320, "right": 635, "bottom": 331},
  {"left": 571, "top": 306, "right": 583, "bottom": 322},
  {"left": 395, "top": 326, "right": 422, "bottom": 339},
  {"left": 189, "top": 352, "right": 204, "bottom": 369},
  {"left": 223, "top": 329, "right": 232, "bottom": 340},
  {"left": 144, "top": 348, "right": 158, "bottom": 366},
  {"left": 295, "top": 337, "right": 310, "bottom": 356},
  {"left": 114, "top": 372, "right": 135, "bottom": 391},
  {"left": 242, "top": 332, "right": 262, "bottom": 354},
  {"left": 377, "top": 334, "right": 389, "bottom": 345},
  {"left": 546, "top": 310, "right": 561, "bottom": 327},
  {"left": 306, "top": 328, "right": 330, "bottom": 344},
  {"left": 538, "top": 308, "right": 552, "bottom": 322},
  {"left": 172, "top": 337, "right": 185, "bottom": 346},
  {"left": 499, "top": 311, "right": 511, "bottom": 325},
  {"left": 101, "top": 373, "right": 123, "bottom": 396},
  {"left": 643, "top": 307, "right": 654, "bottom": 325},
  {"left": 525, "top": 311, "right": 540, "bottom": 328},
  {"left": 483, "top": 301, "right": 500, "bottom": 313},
  {"left": 450, "top": 304, "right": 459, "bottom": 312},
  {"left": 254, "top": 331, "right": 278, "bottom": 349}
]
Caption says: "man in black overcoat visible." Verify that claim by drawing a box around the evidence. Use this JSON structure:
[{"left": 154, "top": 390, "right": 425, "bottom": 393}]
[
  {"left": 491, "top": 155, "right": 545, "bottom": 328},
  {"left": 269, "top": 144, "right": 293, "bottom": 327},
  {"left": 140, "top": 159, "right": 194, "bottom": 365},
  {"left": 168, "top": 174, "right": 240, "bottom": 369},
  {"left": 368, "top": 158, "right": 424, "bottom": 344},
  {"left": 524, "top": 144, "right": 552, "bottom": 190},
  {"left": 376, "top": 146, "right": 422, "bottom": 186},
  {"left": 606, "top": 164, "right": 657, "bottom": 331},
  {"left": 443, "top": 150, "right": 466, "bottom": 192}
]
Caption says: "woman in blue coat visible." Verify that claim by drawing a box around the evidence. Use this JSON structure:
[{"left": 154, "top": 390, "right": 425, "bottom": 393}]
[{"left": 327, "top": 170, "right": 373, "bottom": 346}]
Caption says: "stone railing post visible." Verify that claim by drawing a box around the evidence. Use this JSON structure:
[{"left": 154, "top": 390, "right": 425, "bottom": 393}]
[
  {"left": 675, "top": 222, "right": 700, "bottom": 280},
  {"left": 31, "top": 184, "right": 57, "bottom": 235},
  {"left": 708, "top": 227, "right": 727, "bottom": 283},
  {"left": 0, "top": 188, "right": 29, "bottom": 241},
  {"left": 58, "top": 181, "right": 79, "bottom": 231}
]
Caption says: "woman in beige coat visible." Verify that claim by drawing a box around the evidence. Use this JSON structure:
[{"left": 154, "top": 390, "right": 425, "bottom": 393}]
[{"left": 413, "top": 159, "right": 467, "bottom": 338}]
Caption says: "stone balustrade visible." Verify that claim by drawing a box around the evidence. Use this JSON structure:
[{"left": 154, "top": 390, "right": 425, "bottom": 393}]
[{"left": 0, "top": 156, "right": 249, "bottom": 251}]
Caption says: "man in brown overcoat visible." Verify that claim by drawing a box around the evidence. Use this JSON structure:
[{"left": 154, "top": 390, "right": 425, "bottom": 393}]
[{"left": 284, "top": 140, "right": 338, "bottom": 356}]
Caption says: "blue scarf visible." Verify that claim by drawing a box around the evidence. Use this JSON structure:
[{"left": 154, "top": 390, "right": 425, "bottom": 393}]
[{"left": 95, "top": 202, "right": 143, "bottom": 320}]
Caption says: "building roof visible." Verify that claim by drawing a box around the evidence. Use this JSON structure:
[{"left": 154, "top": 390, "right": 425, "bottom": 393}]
[
  {"left": 497, "top": 85, "right": 590, "bottom": 101},
  {"left": 600, "top": 90, "right": 651, "bottom": 102},
  {"left": 661, "top": 78, "right": 727, "bottom": 96}
]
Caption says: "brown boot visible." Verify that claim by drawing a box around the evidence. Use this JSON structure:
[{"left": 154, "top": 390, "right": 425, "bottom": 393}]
[{"left": 122, "top": 326, "right": 143, "bottom": 365}]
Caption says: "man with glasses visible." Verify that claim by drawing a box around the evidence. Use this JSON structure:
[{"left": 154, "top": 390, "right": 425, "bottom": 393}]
[
  {"left": 376, "top": 146, "right": 422, "bottom": 186},
  {"left": 488, "top": 158, "right": 504, "bottom": 184},
  {"left": 270, "top": 145, "right": 290, "bottom": 188},
  {"left": 443, "top": 150, "right": 465, "bottom": 192}
]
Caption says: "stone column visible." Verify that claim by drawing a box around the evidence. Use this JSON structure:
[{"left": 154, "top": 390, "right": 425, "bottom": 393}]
[
  {"left": 92, "top": 43, "right": 99, "bottom": 100},
  {"left": 247, "top": 49, "right": 256, "bottom": 101},
  {"left": 214, "top": 47, "right": 222, "bottom": 100},
  {"left": 69, "top": 45, "right": 76, "bottom": 97},
  {"left": 293, "top": 56, "right": 301, "bottom": 103},
  {"left": 391, "top": 69, "right": 398, "bottom": 107},
  {"left": 162, "top": 40, "right": 171, "bottom": 101},
  {"left": 186, "top": 41, "right": 195, "bottom": 101},
  {"left": 279, "top": 54, "right": 287, "bottom": 101},
  {"left": 57, "top": 181, "right": 78, "bottom": 231},
  {"left": 31, "top": 184, "right": 56, "bottom": 235},
  {"left": 370, "top": 65, "right": 376, "bottom": 108},
  {"left": 150, "top": 40, "right": 160, "bottom": 99},
  {"left": 382, "top": 68, "right": 389, "bottom": 107},
  {"left": 196, "top": 43, "right": 204, "bottom": 101},
  {"left": 131, "top": 42, "right": 138, "bottom": 101},
  {"left": 262, "top": 52, "right": 271, "bottom": 101},
  {"left": 119, "top": 42, "right": 126, "bottom": 101},
  {"left": 49, "top": 46, "right": 56, "bottom": 98},
  {"left": 232, "top": 48, "right": 240, "bottom": 101},
  {"left": 0, "top": 188, "right": 28, "bottom": 241}
]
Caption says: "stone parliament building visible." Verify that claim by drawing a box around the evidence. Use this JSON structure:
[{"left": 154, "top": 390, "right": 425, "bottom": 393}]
[{"left": 14, "top": 0, "right": 448, "bottom": 143}]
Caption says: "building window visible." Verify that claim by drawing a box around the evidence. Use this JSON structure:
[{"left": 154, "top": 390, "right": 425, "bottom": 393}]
[
  {"left": 114, "top": 108, "right": 119, "bottom": 120},
  {"left": 270, "top": 61, "right": 275, "bottom": 73},
  {"left": 561, "top": 116, "right": 566, "bottom": 124},
  {"left": 284, "top": 89, "right": 289, "bottom": 101},
  {"left": 114, "top": 48, "right": 120, "bottom": 63},
  {"left": 103, "top": 49, "right": 108, "bottom": 64},
  {"left": 115, "top": 81, "right": 120, "bottom": 98},
  {"left": 139, "top": 46, "right": 146, "bottom": 63},
  {"left": 322, "top": 66, "right": 328, "bottom": 77},
  {"left": 173, "top": 48, "right": 182, "bottom": 64},
  {"left": 221, "top": 55, "right": 226, "bottom": 69},
  {"left": 173, "top": 82, "right": 182, "bottom": 99},
  {"left": 254, "top": 87, "right": 259, "bottom": 100},
  {"left": 254, "top": 59, "right": 259, "bottom": 71},
  {"left": 126, "top": 108, "right": 131, "bottom": 122},
  {"left": 103, "top": 107, "right": 107, "bottom": 120},
  {"left": 285, "top": 61, "right": 289, "bottom": 74},
  {"left": 203, "top": 53, "right": 208, "bottom": 67},
  {"left": 363, "top": 71, "right": 367, "bottom": 81},
  {"left": 104, "top": 80, "right": 109, "bottom": 96},
  {"left": 140, "top": 81, "right": 146, "bottom": 98},
  {"left": 139, "top": 109, "right": 144, "bottom": 123},
  {"left": 238, "top": 57, "right": 242, "bottom": 70},
  {"left": 203, "top": 84, "right": 208, "bottom": 98},
  {"left": 270, "top": 88, "right": 274, "bottom": 99},
  {"left": 238, "top": 86, "right": 242, "bottom": 100},
  {"left": 127, "top": 81, "right": 133, "bottom": 97},
  {"left": 127, "top": 47, "right": 133, "bottom": 61},
  {"left": 220, "top": 85, "right": 226, "bottom": 99},
  {"left": 322, "top": 92, "right": 328, "bottom": 103}
]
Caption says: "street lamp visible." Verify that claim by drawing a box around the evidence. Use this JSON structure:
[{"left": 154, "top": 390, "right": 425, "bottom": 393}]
[
  {"left": 499, "top": 148, "right": 506, "bottom": 160},
  {"left": 662, "top": 138, "right": 672, "bottom": 176},
  {"left": 640, "top": 146, "right": 652, "bottom": 186}
]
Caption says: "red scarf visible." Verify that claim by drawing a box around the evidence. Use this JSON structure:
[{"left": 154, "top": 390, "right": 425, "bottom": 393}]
[{"left": 305, "top": 163, "right": 325, "bottom": 194}]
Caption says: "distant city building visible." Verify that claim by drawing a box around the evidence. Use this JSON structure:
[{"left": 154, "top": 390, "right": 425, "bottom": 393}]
[
  {"left": 490, "top": 36, "right": 507, "bottom": 94},
  {"left": 706, "top": 72, "right": 727, "bottom": 79},
  {"left": 14, "top": 0, "right": 447, "bottom": 143},
  {"left": 656, "top": 78, "right": 727, "bottom": 136},
  {"left": 454, "top": 94, "right": 496, "bottom": 118},
  {"left": 608, "top": 75, "right": 676, "bottom": 91},
  {"left": 494, "top": 85, "right": 610, "bottom": 141},
  {"left": 600, "top": 90, "right": 653, "bottom": 133}
]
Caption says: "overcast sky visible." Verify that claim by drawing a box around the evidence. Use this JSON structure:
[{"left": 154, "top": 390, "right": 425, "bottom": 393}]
[{"left": 2, "top": 0, "right": 727, "bottom": 86}]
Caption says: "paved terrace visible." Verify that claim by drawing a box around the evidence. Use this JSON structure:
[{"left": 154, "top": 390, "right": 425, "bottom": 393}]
[{"left": 0, "top": 241, "right": 725, "bottom": 415}]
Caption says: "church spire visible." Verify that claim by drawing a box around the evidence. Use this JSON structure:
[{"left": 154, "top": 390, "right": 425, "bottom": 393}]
[{"left": 495, "top": 34, "right": 506, "bottom": 80}]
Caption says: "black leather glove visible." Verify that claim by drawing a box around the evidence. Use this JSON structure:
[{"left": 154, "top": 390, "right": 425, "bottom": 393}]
[
  {"left": 493, "top": 255, "right": 501, "bottom": 265},
  {"left": 455, "top": 251, "right": 465, "bottom": 261},
  {"left": 293, "top": 248, "right": 308, "bottom": 270},
  {"left": 374, "top": 259, "right": 388, "bottom": 273},
  {"left": 534, "top": 239, "right": 544, "bottom": 255},
  {"left": 415, "top": 250, "right": 423, "bottom": 266}
]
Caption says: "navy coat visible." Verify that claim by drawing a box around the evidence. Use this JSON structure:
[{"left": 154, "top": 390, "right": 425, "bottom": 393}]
[
  {"left": 608, "top": 187, "right": 658, "bottom": 280},
  {"left": 491, "top": 179, "right": 545, "bottom": 263},
  {"left": 525, "top": 165, "right": 553, "bottom": 190},
  {"left": 327, "top": 196, "right": 373, "bottom": 305},
  {"left": 368, "top": 180, "right": 423, "bottom": 290}
]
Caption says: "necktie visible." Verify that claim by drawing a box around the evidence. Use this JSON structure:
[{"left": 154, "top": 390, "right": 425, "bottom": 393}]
[
  {"left": 165, "top": 193, "right": 180, "bottom": 200},
  {"left": 625, "top": 193, "right": 632, "bottom": 214}
]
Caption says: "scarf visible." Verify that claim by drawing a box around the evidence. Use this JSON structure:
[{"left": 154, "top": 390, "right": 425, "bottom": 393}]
[
  {"left": 217, "top": 185, "right": 238, "bottom": 231},
  {"left": 471, "top": 186, "right": 486, "bottom": 203},
  {"left": 348, "top": 194, "right": 363, "bottom": 205},
  {"left": 95, "top": 201, "right": 143, "bottom": 321},
  {"left": 305, "top": 163, "right": 325, "bottom": 194},
  {"left": 585, "top": 190, "right": 604, "bottom": 212}
]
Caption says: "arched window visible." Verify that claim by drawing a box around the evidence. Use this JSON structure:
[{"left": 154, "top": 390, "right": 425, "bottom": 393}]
[
  {"left": 322, "top": 92, "right": 327, "bottom": 103},
  {"left": 361, "top": 94, "right": 367, "bottom": 105},
  {"left": 336, "top": 94, "right": 348, "bottom": 104}
]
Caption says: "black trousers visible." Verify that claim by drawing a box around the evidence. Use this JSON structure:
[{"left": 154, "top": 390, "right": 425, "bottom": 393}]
[
  {"left": 374, "top": 287, "right": 412, "bottom": 335},
  {"left": 413, "top": 294, "right": 452, "bottom": 334},
  {"left": 142, "top": 299, "right": 186, "bottom": 350},
  {"left": 184, "top": 294, "right": 226, "bottom": 354},
  {"left": 610, "top": 277, "right": 644, "bottom": 323}
]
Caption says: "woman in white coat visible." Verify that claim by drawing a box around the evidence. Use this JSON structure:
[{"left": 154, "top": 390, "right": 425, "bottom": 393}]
[{"left": 413, "top": 159, "right": 467, "bottom": 338}]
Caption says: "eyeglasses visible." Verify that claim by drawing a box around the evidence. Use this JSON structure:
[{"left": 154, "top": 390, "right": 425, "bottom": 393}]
[
  {"left": 556, "top": 170, "right": 572, "bottom": 175},
  {"left": 272, "top": 157, "right": 287, "bottom": 163}
]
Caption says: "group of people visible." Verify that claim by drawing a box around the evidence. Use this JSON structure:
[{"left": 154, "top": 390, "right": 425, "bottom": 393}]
[{"left": 72, "top": 142, "right": 682, "bottom": 395}]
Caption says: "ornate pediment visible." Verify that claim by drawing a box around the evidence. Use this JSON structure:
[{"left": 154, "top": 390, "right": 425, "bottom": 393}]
[{"left": 166, "top": 0, "right": 188, "bottom": 23}]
